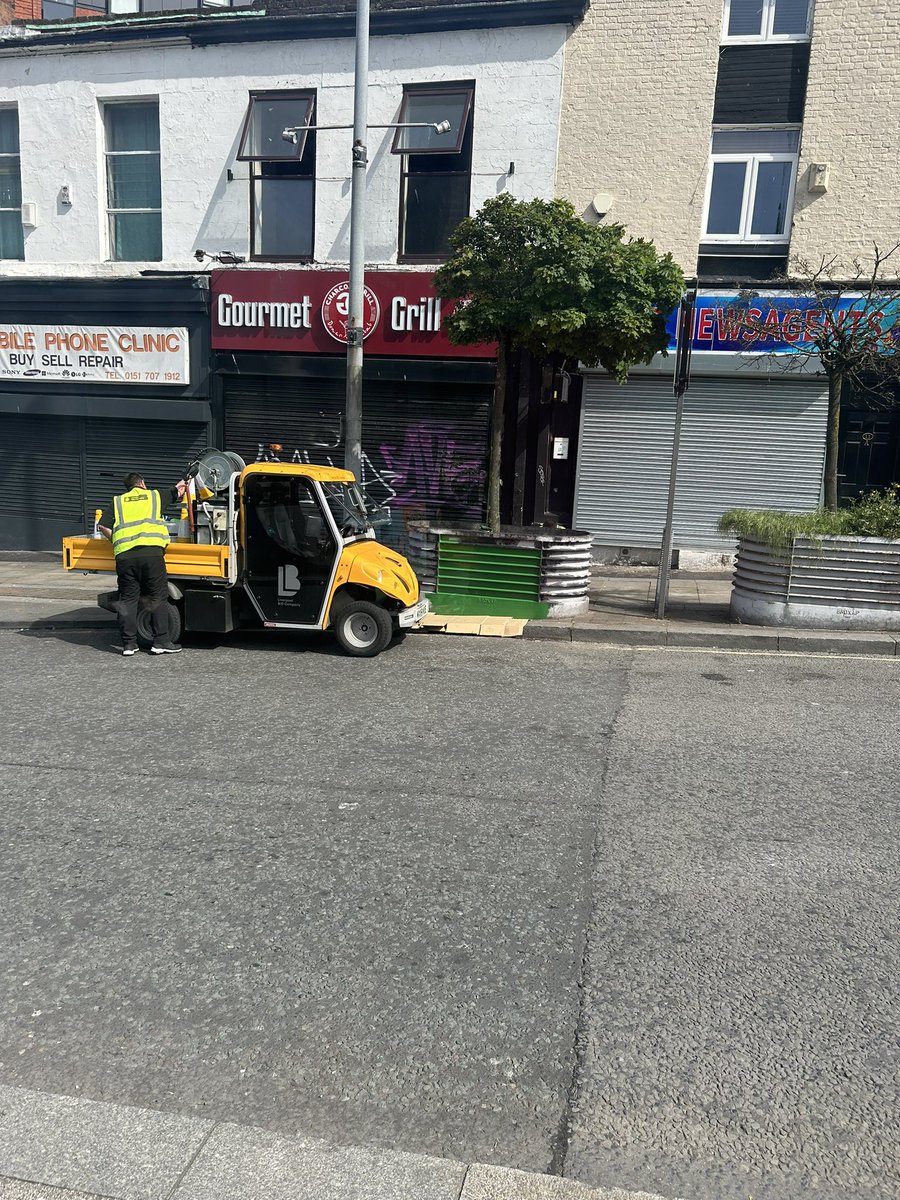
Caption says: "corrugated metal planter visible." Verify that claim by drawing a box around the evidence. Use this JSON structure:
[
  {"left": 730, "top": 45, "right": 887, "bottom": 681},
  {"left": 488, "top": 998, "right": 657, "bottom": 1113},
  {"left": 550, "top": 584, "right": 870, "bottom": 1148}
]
[
  {"left": 732, "top": 536, "right": 900, "bottom": 629},
  {"left": 408, "top": 522, "right": 592, "bottom": 618}
]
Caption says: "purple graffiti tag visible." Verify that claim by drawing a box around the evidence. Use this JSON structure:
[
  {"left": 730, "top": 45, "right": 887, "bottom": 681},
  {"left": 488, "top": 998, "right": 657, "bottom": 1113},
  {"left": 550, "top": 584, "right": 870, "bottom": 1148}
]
[{"left": 379, "top": 423, "right": 486, "bottom": 521}]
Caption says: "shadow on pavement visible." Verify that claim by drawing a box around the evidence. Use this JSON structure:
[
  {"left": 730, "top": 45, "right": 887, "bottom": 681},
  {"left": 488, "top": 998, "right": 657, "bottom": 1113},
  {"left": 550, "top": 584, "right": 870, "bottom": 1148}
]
[{"left": 16, "top": 624, "right": 411, "bottom": 660}]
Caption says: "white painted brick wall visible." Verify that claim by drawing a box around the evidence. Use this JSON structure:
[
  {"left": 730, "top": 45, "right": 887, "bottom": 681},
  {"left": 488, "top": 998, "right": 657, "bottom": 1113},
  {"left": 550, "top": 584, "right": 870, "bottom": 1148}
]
[
  {"left": 556, "top": 0, "right": 722, "bottom": 273},
  {"left": 791, "top": 0, "right": 900, "bottom": 273},
  {"left": 0, "top": 24, "right": 565, "bottom": 275}
]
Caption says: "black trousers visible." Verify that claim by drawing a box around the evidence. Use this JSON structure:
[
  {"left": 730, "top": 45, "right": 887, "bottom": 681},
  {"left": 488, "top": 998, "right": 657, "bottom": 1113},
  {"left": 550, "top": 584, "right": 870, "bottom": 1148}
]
[{"left": 116, "top": 553, "right": 170, "bottom": 648}]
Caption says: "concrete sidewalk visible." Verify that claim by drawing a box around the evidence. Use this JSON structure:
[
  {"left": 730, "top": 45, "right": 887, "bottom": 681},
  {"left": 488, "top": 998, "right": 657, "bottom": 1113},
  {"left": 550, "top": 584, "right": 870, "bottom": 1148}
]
[
  {"left": 524, "top": 569, "right": 900, "bottom": 658},
  {"left": 0, "top": 1083, "right": 674, "bottom": 1200},
  {"left": 0, "top": 554, "right": 122, "bottom": 632},
  {"left": 2, "top": 553, "right": 899, "bottom": 657}
]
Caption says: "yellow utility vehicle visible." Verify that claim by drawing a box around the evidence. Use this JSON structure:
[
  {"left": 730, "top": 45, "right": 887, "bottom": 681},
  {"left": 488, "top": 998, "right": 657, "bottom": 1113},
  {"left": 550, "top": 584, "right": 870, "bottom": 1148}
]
[{"left": 62, "top": 454, "right": 428, "bottom": 657}]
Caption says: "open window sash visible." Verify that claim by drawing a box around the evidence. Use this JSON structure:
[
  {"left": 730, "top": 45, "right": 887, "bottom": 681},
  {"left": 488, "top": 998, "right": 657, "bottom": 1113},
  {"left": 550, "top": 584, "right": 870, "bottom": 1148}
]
[
  {"left": 238, "top": 93, "right": 314, "bottom": 162},
  {"left": 391, "top": 86, "right": 473, "bottom": 155}
]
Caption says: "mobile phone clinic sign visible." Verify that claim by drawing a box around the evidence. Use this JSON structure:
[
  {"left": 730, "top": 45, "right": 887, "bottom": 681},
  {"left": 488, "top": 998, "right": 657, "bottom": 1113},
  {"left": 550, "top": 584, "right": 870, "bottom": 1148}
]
[
  {"left": 666, "top": 294, "right": 900, "bottom": 354},
  {"left": 0, "top": 325, "right": 190, "bottom": 384}
]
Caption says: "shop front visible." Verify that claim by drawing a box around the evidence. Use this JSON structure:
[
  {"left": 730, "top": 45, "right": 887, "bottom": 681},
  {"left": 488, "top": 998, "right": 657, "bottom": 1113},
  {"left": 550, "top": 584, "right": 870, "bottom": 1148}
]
[
  {"left": 573, "top": 294, "right": 832, "bottom": 563},
  {"left": 211, "top": 268, "right": 495, "bottom": 553},
  {"left": 0, "top": 277, "right": 211, "bottom": 552}
]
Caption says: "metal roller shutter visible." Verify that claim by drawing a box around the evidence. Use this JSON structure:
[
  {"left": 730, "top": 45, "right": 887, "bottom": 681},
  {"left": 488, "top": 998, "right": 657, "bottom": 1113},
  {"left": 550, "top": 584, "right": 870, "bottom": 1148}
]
[
  {"left": 84, "top": 417, "right": 209, "bottom": 521},
  {"left": 224, "top": 374, "right": 491, "bottom": 551},
  {"left": 0, "top": 412, "right": 210, "bottom": 550},
  {"left": 574, "top": 374, "right": 828, "bottom": 549},
  {"left": 0, "top": 413, "right": 84, "bottom": 550},
  {"left": 223, "top": 376, "right": 347, "bottom": 465}
]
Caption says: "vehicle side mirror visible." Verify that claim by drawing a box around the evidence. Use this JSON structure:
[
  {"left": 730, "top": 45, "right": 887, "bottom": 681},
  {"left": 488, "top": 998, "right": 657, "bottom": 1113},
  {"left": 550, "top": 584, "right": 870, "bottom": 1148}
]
[{"left": 368, "top": 507, "right": 392, "bottom": 528}]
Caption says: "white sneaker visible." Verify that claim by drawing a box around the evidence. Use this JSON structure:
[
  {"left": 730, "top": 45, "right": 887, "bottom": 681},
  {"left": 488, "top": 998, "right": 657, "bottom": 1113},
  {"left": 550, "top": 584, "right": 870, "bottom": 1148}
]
[
  {"left": 119, "top": 646, "right": 138, "bottom": 656},
  {"left": 151, "top": 644, "right": 183, "bottom": 655}
]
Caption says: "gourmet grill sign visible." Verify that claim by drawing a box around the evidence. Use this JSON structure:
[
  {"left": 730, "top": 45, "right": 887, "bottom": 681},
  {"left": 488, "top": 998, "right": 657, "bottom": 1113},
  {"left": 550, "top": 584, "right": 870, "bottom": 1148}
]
[
  {"left": 0, "top": 325, "right": 189, "bottom": 384},
  {"left": 211, "top": 268, "right": 492, "bottom": 358}
]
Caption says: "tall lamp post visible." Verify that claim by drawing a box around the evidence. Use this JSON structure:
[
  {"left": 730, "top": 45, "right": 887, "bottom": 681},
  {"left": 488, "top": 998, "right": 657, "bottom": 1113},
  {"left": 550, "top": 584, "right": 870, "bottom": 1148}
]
[
  {"left": 344, "top": 0, "right": 370, "bottom": 483},
  {"left": 654, "top": 288, "right": 696, "bottom": 620}
]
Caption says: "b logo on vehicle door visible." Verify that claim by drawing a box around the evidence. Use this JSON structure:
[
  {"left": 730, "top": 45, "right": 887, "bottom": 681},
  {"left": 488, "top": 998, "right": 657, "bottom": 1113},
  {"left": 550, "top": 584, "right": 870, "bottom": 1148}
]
[{"left": 278, "top": 564, "right": 301, "bottom": 597}]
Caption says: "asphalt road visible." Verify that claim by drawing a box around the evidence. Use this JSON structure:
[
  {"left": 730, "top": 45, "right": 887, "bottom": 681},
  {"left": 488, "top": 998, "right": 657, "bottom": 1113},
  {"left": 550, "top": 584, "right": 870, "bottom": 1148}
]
[{"left": 0, "top": 628, "right": 897, "bottom": 1200}]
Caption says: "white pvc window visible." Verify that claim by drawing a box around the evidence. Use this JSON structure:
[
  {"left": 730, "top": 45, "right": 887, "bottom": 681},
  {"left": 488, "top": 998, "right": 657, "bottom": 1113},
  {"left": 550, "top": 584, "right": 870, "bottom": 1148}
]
[
  {"left": 702, "top": 129, "right": 800, "bottom": 243},
  {"left": 722, "top": 0, "right": 812, "bottom": 42}
]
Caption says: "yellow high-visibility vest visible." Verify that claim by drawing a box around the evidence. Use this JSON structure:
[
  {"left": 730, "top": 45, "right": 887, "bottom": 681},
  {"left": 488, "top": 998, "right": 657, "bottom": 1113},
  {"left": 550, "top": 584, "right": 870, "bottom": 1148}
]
[{"left": 111, "top": 488, "right": 170, "bottom": 555}]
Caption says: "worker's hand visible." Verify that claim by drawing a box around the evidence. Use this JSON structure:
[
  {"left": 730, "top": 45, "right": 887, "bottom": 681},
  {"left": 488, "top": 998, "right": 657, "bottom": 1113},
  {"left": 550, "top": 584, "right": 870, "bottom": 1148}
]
[
  {"left": 175, "top": 479, "right": 188, "bottom": 498},
  {"left": 98, "top": 525, "right": 112, "bottom": 540}
]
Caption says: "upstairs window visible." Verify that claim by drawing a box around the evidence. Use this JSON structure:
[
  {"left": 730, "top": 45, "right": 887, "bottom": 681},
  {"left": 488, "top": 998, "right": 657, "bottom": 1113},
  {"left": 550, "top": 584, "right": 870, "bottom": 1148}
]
[
  {"left": 104, "top": 102, "right": 162, "bottom": 261},
  {"left": 237, "top": 92, "right": 316, "bottom": 262},
  {"left": 41, "top": 0, "right": 253, "bottom": 18},
  {"left": 42, "top": 0, "right": 104, "bottom": 17},
  {"left": 703, "top": 128, "right": 800, "bottom": 243},
  {"left": 723, "top": 0, "right": 812, "bottom": 42},
  {"left": 393, "top": 83, "right": 474, "bottom": 262},
  {"left": 0, "top": 109, "right": 24, "bottom": 262}
]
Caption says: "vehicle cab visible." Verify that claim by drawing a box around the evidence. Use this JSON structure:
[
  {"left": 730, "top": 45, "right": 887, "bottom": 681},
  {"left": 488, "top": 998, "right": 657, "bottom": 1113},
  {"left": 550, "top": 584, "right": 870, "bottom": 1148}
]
[{"left": 239, "top": 464, "right": 427, "bottom": 654}]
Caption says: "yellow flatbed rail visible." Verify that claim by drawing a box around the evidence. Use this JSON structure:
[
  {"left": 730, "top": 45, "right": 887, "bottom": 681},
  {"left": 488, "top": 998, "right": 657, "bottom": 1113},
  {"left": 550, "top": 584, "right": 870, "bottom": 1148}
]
[{"left": 62, "top": 537, "right": 230, "bottom": 581}]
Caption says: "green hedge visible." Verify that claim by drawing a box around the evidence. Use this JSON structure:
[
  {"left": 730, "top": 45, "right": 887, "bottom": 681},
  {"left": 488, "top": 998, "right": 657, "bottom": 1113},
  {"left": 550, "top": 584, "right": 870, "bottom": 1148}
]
[{"left": 719, "top": 486, "right": 900, "bottom": 549}]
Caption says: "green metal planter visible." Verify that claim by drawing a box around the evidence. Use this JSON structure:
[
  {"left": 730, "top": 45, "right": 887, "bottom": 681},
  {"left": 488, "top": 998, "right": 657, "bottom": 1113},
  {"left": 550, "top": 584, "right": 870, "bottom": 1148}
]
[{"left": 409, "top": 523, "right": 592, "bottom": 619}]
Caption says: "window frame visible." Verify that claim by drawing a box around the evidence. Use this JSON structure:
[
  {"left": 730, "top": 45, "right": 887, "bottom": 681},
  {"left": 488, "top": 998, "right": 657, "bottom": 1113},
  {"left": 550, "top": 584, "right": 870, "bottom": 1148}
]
[
  {"left": 390, "top": 84, "right": 474, "bottom": 156},
  {"left": 721, "top": 0, "right": 813, "bottom": 44},
  {"left": 0, "top": 106, "right": 24, "bottom": 262},
  {"left": 702, "top": 135, "right": 800, "bottom": 244},
  {"left": 237, "top": 90, "right": 315, "bottom": 162},
  {"left": 242, "top": 90, "right": 317, "bottom": 264},
  {"left": 103, "top": 99, "right": 162, "bottom": 263},
  {"left": 395, "top": 81, "right": 474, "bottom": 265}
]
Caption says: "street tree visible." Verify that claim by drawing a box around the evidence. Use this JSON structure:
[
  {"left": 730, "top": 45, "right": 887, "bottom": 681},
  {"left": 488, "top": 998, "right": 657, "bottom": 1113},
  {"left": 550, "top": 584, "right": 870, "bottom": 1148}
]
[
  {"left": 433, "top": 193, "right": 684, "bottom": 530},
  {"left": 733, "top": 244, "right": 900, "bottom": 510}
]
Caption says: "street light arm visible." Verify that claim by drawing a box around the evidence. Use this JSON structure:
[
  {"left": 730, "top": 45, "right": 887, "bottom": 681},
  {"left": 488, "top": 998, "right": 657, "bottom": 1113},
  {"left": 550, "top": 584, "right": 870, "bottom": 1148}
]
[
  {"left": 282, "top": 120, "right": 451, "bottom": 143},
  {"left": 369, "top": 121, "right": 453, "bottom": 132}
]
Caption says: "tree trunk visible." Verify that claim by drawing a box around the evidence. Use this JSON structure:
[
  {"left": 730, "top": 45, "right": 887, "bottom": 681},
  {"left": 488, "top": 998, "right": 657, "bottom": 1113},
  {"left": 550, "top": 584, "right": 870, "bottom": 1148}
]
[
  {"left": 487, "top": 337, "right": 508, "bottom": 532},
  {"left": 823, "top": 369, "right": 842, "bottom": 511}
]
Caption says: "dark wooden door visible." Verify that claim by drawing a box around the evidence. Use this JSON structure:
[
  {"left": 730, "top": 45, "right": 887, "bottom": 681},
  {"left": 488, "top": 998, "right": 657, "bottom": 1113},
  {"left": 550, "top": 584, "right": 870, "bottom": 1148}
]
[{"left": 838, "top": 410, "right": 900, "bottom": 504}]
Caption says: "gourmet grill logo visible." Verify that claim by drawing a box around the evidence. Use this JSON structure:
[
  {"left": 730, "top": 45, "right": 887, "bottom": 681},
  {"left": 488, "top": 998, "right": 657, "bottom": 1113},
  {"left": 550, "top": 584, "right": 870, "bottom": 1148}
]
[{"left": 321, "top": 282, "right": 380, "bottom": 344}]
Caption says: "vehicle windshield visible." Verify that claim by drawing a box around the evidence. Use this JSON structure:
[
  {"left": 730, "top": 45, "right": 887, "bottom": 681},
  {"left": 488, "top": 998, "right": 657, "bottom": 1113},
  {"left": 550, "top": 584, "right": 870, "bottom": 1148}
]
[{"left": 320, "top": 482, "right": 371, "bottom": 536}]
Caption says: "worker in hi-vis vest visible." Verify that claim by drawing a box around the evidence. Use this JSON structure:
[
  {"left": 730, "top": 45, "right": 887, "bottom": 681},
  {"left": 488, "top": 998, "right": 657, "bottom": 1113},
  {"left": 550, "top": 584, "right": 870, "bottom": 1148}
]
[{"left": 98, "top": 472, "right": 187, "bottom": 656}]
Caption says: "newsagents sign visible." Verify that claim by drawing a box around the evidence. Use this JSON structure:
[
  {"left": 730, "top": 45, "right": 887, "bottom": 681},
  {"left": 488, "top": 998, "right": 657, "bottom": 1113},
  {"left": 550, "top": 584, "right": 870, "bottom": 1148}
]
[
  {"left": 666, "top": 293, "right": 900, "bottom": 354},
  {"left": 211, "top": 268, "right": 493, "bottom": 358},
  {"left": 0, "top": 325, "right": 189, "bottom": 384}
]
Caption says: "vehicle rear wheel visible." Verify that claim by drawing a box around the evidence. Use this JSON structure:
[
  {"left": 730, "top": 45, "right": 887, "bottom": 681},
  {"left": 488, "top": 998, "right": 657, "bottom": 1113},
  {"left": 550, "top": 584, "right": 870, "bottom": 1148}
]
[
  {"left": 333, "top": 600, "right": 393, "bottom": 658},
  {"left": 136, "top": 600, "right": 182, "bottom": 650}
]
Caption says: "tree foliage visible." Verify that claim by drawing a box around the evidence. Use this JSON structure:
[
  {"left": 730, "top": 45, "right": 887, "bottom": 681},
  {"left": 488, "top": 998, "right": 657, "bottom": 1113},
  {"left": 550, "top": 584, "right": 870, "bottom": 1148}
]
[{"left": 433, "top": 193, "right": 685, "bottom": 384}]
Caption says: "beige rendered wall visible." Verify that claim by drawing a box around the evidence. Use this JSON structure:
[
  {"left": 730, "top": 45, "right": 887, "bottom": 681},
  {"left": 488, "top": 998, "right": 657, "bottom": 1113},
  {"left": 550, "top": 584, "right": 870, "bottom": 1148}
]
[
  {"left": 556, "top": 0, "right": 723, "bottom": 273},
  {"left": 791, "top": 0, "right": 900, "bottom": 275}
]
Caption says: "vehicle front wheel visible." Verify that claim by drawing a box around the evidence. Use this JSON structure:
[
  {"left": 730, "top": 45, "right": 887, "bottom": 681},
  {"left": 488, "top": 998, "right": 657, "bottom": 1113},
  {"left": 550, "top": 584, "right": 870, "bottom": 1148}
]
[
  {"left": 333, "top": 600, "right": 393, "bottom": 658},
  {"left": 136, "top": 600, "right": 182, "bottom": 650}
]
